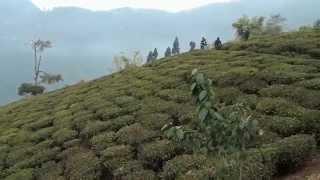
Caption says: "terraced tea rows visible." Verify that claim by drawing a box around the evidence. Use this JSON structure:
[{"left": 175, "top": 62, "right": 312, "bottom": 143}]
[{"left": 0, "top": 29, "right": 320, "bottom": 179}]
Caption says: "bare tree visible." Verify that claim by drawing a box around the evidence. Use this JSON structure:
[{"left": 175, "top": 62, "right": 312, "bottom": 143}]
[
  {"left": 18, "top": 39, "right": 63, "bottom": 96},
  {"left": 31, "top": 39, "right": 52, "bottom": 85}
]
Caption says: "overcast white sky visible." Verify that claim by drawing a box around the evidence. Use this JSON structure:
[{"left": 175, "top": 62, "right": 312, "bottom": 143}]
[{"left": 31, "top": 0, "right": 236, "bottom": 12}]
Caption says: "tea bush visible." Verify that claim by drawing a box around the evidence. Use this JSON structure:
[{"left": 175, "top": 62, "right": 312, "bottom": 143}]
[
  {"left": 4, "top": 169, "right": 34, "bottom": 180},
  {"left": 116, "top": 123, "right": 157, "bottom": 146},
  {"left": 90, "top": 131, "right": 116, "bottom": 151},
  {"left": 52, "top": 128, "right": 78, "bottom": 145},
  {"left": 102, "top": 145, "right": 134, "bottom": 170},
  {"left": 162, "top": 154, "right": 212, "bottom": 179},
  {"left": 138, "top": 140, "right": 178, "bottom": 170},
  {"left": 64, "top": 148, "right": 102, "bottom": 180},
  {"left": 0, "top": 29, "right": 320, "bottom": 179}
]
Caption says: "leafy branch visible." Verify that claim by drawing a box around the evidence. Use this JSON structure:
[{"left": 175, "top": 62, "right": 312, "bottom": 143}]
[{"left": 162, "top": 69, "right": 262, "bottom": 178}]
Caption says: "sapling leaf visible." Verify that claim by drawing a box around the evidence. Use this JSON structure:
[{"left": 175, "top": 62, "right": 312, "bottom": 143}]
[
  {"left": 199, "top": 90, "right": 208, "bottom": 102},
  {"left": 199, "top": 108, "right": 209, "bottom": 122},
  {"left": 196, "top": 73, "right": 205, "bottom": 84},
  {"left": 176, "top": 128, "right": 185, "bottom": 140},
  {"left": 165, "top": 127, "right": 176, "bottom": 138},
  {"left": 191, "top": 83, "right": 197, "bottom": 92}
]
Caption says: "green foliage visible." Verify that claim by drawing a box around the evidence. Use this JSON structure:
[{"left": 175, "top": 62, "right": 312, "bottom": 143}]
[
  {"left": 256, "top": 97, "right": 305, "bottom": 117},
  {"left": 63, "top": 139, "right": 81, "bottom": 149},
  {"left": 235, "top": 95, "right": 258, "bottom": 110},
  {"left": 146, "top": 51, "right": 154, "bottom": 63},
  {"left": 113, "top": 160, "right": 143, "bottom": 178},
  {"left": 112, "top": 160, "right": 157, "bottom": 179},
  {"left": 18, "top": 83, "right": 45, "bottom": 96},
  {"left": 172, "top": 37, "right": 180, "bottom": 55},
  {"left": 23, "top": 116, "right": 53, "bottom": 131},
  {"left": 200, "top": 37, "right": 208, "bottom": 49},
  {"left": 264, "top": 14, "right": 286, "bottom": 35},
  {"left": 80, "top": 121, "right": 111, "bottom": 139},
  {"left": 232, "top": 14, "right": 286, "bottom": 41},
  {"left": 233, "top": 15, "right": 264, "bottom": 39},
  {"left": 214, "top": 37, "right": 222, "bottom": 50},
  {"left": 259, "top": 85, "right": 320, "bottom": 109},
  {"left": 138, "top": 113, "right": 171, "bottom": 130},
  {"left": 64, "top": 148, "right": 102, "bottom": 180},
  {"left": 271, "top": 135, "right": 316, "bottom": 172},
  {"left": 162, "top": 154, "right": 213, "bottom": 179},
  {"left": 164, "top": 47, "right": 172, "bottom": 57},
  {"left": 297, "top": 78, "right": 320, "bottom": 90},
  {"left": 112, "top": 51, "right": 144, "bottom": 72},
  {"left": 1, "top": 30, "right": 320, "bottom": 179},
  {"left": 40, "top": 73, "right": 63, "bottom": 85},
  {"left": 120, "top": 170, "right": 157, "bottom": 180},
  {"left": 90, "top": 131, "right": 116, "bottom": 151},
  {"left": 35, "top": 161, "right": 64, "bottom": 180},
  {"left": 213, "top": 134, "right": 316, "bottom": 179},
  {"left": 299, "top": 25, "right": 314, "bottom": 32},
  {"left": 314, "top": 19, "right": 320, "bottom": 29},
  {"left": 153, "top": 48, "right": 158, "bottom": 60},
  {"left": 216, "top": 87, "right": 242, "bottom": 105},
  {"left": 52, "top": 128, "right": 78, "bottom": 144},
  {"left": 18, "top": 39, "right": 62, "bottom": 97},
  {"left": 115, "top": 123, "right": 156, "bottom": 145},
  {"left": 162, "top": 69, "right": 263, "bottom": 180},
  {"left": 266, "top": 116, "right": 305, "bottom": 137},
  {"left": 164, "top": 69, "right": 260, "bottom": 154},
  {"left": 226, "top": 28, "right": 320, "bottom": 59},
  {"left": 189, "top": 41, "right": 196, "bottom": 51},
  {"left": 156, "top": 88, "right": 190, "bottom": 103},
  {"left": 102, "top": 145, "right": 134, "bottom": 170},
  {"left": 4, "top": 169, "right": 34, "bottom": 180},
  {"left": 138, "top": 140, "right": 178, "bottom": 170}
]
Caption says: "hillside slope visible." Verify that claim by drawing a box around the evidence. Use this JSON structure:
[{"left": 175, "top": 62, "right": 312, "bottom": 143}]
[
  {"left": 1, "top": 29, "right": 320, "bottom": 179},
  {"left": 2, "top": 0, "right": 320, "bottom": 106}
]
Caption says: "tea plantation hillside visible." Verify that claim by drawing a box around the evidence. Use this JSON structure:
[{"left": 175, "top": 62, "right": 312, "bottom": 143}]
[
  {"left": 225, "top": 29, "right": 320, "bottom": 59},
  {"left": 1, "top": 29, "right": 320, "bottom": 179}
]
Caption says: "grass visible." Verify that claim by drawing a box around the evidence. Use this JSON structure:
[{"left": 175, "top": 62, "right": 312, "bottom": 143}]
[{"left": 0, "top": 29, "right": 320, "bottom": 179}]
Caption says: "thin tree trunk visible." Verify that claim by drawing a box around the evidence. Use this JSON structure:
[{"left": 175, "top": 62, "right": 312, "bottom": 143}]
[
  {"left": 35, "top": 55, "right": 42, "bottom": 85},
  {"left": 34, "top": 46, "right": 38, "bottom": 85},
  {"left": 238, "top": 152, "right": 242, "bottom": 180}
]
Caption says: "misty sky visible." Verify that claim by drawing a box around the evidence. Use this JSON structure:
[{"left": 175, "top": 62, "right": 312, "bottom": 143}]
[{"left": 31, "top": 0, "right": 236, "bottom": 12}]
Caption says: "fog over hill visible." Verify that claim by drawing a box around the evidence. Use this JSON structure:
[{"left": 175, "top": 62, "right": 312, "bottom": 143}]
[{"left": 0, "top": 0, "right": 319, "bottom": 105}]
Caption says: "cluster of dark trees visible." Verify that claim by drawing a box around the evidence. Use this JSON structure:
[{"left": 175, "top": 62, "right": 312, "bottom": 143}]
[
  {"left": 147, "top": 37, "right": 181, "bottom": 63},
  {"left": 146, "top": 48, "right": 159, "bottom": 63},
  {"left": 146, "top": 14, "right": 293, "bottom": 63},
  {"left": 315, "top": 19, "right": 320, "bottom": 28},
  {"left": 147, "top": 36, "right": 223, "bottom": 63},
  {"left": 150, "top": 14, "right": 292, "bottom": 62}
]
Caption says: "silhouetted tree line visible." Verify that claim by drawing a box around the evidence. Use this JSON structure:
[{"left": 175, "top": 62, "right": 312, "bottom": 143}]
[
  {"left": 16, "top": 14, "right": 316, "bottom": 97},
  {"left": 147, "top": 35, "right": 224, "bottom": 63}
]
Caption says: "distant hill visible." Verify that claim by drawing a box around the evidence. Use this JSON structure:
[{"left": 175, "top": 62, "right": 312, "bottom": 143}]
[
  {"left": 1, "top": 0, "right": 320, "bottom": 105},
  {"left": 0, "top": 28, "right": 320, "bottom": 179}
]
